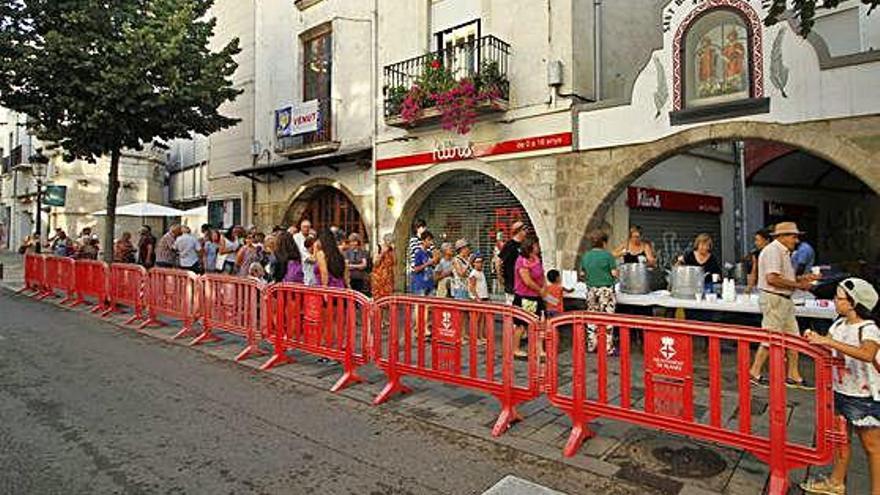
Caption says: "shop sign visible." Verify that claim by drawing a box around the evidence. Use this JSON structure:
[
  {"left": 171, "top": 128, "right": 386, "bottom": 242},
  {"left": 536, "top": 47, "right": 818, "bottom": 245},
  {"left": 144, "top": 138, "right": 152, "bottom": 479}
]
[
  {"left": 644, "top": 331, "right": 694, "bottom": 421},
  {"left": 42, "top": 185, "right": 67, "bottom": 207},
  {"left": 376, "top": 132, "right": 572, "bottom": 171},
  {"left": 275, "top": 99, "right": 320, "bottom": 137},
  {"left": 627, "top": 186, "right": 722, "bottom": 214}
]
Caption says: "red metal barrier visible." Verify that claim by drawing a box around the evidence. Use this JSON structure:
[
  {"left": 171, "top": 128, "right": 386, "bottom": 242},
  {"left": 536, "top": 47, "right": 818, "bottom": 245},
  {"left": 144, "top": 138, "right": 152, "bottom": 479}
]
[
  {"left": 102, "top": 263, "right": 148, "bottom": 324},
  {"left": 261, "top": 284, "right": 371, "bottom": 392},
  {"left": 19, "top": 253, "right": 46, "bottom": 296},
  {"left": 139, "top": 268, "right": 200, "bottom": 339},
  {"left": 544, "top": 312, "right": 841, "bottom": 494},
  {"left": 371, "top": 296, "right": 542, "bottom": 437},
  {"left": 71, "top": 260, "right": 109, "bottom": 313},
  {"left": 39, "top": 256, "right": 76, "bottom": 303},
  {"left": 191, "top": 274, "right": 266, "bottom": 361}
]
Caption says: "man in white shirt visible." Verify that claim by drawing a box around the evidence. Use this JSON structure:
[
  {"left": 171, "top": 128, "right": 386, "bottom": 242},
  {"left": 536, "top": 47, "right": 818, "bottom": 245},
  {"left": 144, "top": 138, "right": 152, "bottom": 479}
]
[
  {"left": 173, "top": 226, "right": 202, "bottom": 273},
  {"left": 293, "top": 219, "right": 312, "bottom": 259}
]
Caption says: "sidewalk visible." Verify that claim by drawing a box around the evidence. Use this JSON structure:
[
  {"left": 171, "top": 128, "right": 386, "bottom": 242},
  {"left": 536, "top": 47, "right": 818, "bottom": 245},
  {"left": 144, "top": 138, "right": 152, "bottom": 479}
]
[{"left": 1, "top": 252, "right": 867, "bottom": 494}]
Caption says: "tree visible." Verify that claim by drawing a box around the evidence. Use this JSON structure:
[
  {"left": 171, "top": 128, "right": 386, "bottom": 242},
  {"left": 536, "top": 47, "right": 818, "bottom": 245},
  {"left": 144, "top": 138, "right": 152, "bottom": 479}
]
[
  {"left": 0, "top": 0, "right": 241, "bottom": 262},
  {"left": 766, "top": 0, "right": 879, "bottom": 36}
]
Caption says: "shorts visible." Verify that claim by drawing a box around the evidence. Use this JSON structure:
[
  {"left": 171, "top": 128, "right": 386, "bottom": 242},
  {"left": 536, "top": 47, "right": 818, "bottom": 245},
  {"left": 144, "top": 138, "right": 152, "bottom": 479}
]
[
  {"left": 586, "top": 286, "right": 616, "bottom": 314},
  {"left": 759, "top": 291, "right": 800, "bottom": 347},
  {"left": 835, "top": 392, "right": 880, "bottom": 428}
]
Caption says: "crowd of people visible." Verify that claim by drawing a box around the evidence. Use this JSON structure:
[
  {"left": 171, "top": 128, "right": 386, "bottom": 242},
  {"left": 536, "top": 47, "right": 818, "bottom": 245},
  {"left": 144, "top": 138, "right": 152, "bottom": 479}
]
[{"left": 19, "top": 219, "right": 395, "bottom": 296}]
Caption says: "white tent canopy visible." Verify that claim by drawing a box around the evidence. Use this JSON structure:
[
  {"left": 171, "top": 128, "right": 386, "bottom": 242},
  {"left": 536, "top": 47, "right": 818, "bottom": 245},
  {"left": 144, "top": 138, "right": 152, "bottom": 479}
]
[
  {"left": 92, "top": 201, "right": 186, "bottom": 217},
  {"left": 182, "top": 205, "right": 207, "bottom": 217}
]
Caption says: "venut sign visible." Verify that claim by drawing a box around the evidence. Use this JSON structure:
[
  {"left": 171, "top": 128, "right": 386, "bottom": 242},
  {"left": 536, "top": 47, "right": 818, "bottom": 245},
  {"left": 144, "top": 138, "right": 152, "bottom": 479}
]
[{"left": 275, "top": 99, "right": 320, "bottom": 137}]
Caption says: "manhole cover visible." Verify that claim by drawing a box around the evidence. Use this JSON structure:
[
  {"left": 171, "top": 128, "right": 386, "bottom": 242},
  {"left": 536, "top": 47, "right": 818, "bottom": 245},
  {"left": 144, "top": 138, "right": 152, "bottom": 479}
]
[{"left": 651, "top": 445, "right": 727, "bottom": 479}]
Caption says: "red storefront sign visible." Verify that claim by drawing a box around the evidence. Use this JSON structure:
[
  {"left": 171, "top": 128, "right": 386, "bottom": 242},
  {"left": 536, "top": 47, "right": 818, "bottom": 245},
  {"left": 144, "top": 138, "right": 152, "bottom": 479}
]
[
  {"left": 376, "top": 132, "right": 572, "bottom": 171},
  {"left": 627, "top": 186, "right": 723, "bottom": 214},
  {"left": 644, "top": 331, "right": 694, "bottom": 421}
]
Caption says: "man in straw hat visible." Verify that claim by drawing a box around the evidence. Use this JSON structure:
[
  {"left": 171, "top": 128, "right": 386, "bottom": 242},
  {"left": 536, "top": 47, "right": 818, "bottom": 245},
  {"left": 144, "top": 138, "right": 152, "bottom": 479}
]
[{"left": 749, "top": 222, "right": 821, "bottom": 389}]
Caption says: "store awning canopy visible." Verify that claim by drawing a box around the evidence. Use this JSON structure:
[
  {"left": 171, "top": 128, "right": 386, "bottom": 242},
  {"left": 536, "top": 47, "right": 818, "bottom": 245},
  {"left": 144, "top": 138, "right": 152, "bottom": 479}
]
[
  {"left": 231, "top": 146, "right": 371, "bottom": 180},
  {"left": 92, "top": 201, "right": 186, "bottom": 217}
]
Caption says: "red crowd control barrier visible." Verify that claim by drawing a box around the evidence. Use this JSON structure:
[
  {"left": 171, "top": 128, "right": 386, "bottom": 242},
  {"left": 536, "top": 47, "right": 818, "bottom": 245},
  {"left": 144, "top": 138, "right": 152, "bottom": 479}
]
[
  {"left": 262, "top": 284, "right": 371, "bottom": 392},
  {"left": 19, "top": 253, "right": 46, "bottom": 296},
  {"left": 103, "top": 263, "right": 148, "bottom": 324},
  {"left": 139, "top": 268, "right": 200, "bottom": 339},
  {"left": 545, "top": 312, "right": 841, "bottom": 494},
  {"left": 71, "top": 260, "right": 110, "bottom": 313},
  {"left": 39, "top": 256, "right": 76, "bottom": 303},
  {"left": 192, "top": 274, "right": 266, "bottom": 361},
  {"left": 371, "top": 296, "right": 542, "bottom": 437}
]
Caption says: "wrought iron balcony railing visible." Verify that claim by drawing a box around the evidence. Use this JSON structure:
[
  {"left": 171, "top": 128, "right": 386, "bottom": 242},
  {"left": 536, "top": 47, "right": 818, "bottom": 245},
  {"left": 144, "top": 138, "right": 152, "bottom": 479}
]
[{"left": 383, "top": 35, "right": 511, "bottom": 121}]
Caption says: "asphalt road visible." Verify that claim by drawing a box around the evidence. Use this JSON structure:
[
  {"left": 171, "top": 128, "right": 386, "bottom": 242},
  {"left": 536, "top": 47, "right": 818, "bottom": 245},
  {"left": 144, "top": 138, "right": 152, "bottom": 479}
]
[{"left": 0, "top": 289, "right": 642, "bottom": 495}]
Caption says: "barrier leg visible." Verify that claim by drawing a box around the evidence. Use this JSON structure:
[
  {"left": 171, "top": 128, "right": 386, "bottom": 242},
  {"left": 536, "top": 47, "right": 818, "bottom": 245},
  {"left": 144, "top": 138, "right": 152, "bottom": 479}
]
[
  {"left": 372, "top": 376, "right": 412, "bottom": 405},
  {"left": 171, "top": 324, "right": 195, "bottom": 340},
  {"left": 190, "top": 327, "right": 222, "bottom": 346},
  {"left": 563, "top": 420, "right": 595, "bottom": 457},
  {"left": 259, "top": 349, "right": 293, "bottom": 370},
  {"left": 491, "top": 402, "right": 524, "bottom": 437},
  {"left": 330, "top": 368, "right": 363, "bottom": 393},
  {"left": 234, "top": 344, "right": 267, "bottom": 362}
]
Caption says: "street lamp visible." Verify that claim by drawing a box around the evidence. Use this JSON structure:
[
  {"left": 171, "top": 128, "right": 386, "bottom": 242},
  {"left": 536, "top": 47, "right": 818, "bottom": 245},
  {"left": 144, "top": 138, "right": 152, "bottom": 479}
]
[{"left": 30, "top": 151, "right": 49, "bottom": 254}]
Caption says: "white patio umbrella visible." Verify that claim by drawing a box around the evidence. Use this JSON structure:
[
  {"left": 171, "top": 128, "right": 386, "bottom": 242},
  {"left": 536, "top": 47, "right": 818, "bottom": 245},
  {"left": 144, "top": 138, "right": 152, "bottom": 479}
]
[
  {"left": 92, "top": 201, "right": 186, "bottom": 217},
  {"left": 182, "top": 205, "right": 207, "bottom": 217}
]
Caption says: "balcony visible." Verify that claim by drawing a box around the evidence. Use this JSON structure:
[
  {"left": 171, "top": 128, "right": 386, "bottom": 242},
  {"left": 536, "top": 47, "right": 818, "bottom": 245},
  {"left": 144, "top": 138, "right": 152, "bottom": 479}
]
[
  {"left": 274, "top": 97, "right": 339, "bottom": 158},
  {"left": 383, "top": 35, "right": 511, "bottom": 129},
  {"left": 8, "top": 145, "right": 27, "bottom": 169}
]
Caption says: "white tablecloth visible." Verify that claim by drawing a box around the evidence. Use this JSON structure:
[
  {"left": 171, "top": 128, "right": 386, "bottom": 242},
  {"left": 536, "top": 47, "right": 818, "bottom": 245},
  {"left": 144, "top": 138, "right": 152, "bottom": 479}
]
[{"left": 565, "top": 286, "right": 836, "bottom": 320}]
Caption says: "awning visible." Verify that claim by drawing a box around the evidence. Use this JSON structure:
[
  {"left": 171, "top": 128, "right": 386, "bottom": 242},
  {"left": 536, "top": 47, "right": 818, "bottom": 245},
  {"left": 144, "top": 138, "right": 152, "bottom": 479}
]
[
  {"left": 92, "top": 201, "right": 186, "bottom": 217},
  {"left": 182, "top": 205, "right": 207, "bottom": 217},
  {"left": 232, "top": 146, "right": 371, "bottom": 180}
]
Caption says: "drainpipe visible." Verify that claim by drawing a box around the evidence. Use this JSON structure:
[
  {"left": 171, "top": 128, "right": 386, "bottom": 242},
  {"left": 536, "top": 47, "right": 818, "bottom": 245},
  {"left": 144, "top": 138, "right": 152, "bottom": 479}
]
[
  {"left": 593, "top": 0, "right": 602, "bottom": 101},
  {"left": 372, "top": 0, "right": 379, "bottom": 249}
]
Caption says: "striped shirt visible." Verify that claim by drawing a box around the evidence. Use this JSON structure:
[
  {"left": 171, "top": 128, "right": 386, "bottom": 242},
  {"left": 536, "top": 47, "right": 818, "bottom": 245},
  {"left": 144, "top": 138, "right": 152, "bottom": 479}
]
[{"left": 156, "top": 232, "right": 177, "bottom": 266}]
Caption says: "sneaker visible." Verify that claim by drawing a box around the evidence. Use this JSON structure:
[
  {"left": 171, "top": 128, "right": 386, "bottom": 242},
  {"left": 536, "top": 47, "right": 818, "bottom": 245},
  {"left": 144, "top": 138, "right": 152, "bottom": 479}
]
[
  {"left": 750, "top": 374, "right": 769, "bottom": 387},
  {"left": 786, "top": 377, "right": 815, "bottom": 390},
  {"left": 800, "top": 476, "right": 844, "bottom": 495}
]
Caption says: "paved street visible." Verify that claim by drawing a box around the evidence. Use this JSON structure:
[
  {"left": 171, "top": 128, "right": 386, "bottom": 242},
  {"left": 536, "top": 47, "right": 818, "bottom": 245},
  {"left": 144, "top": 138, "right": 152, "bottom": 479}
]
[{"left": 0, "top": 286, "right": 643, "bottom": 495}]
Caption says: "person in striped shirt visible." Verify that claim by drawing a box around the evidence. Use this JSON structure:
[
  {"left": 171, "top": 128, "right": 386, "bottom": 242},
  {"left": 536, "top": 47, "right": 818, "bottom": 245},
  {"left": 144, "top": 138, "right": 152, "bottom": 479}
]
[{"left": 407, "top": 219, "right": 428, "bottom": 290}]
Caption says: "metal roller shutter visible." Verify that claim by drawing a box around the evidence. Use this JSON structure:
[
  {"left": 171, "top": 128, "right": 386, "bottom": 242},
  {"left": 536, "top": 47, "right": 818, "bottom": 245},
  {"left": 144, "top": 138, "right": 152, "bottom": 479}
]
[
  {"left": 415, "top": 172, "right": 534, "bottom": 291},
  {"left": 629, "top": 209, "right": 722, "bottom": 287}
]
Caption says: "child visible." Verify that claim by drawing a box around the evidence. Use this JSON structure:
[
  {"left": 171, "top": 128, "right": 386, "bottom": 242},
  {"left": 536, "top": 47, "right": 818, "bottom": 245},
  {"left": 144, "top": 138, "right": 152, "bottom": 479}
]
[
  {"left": 802, "top": 278, "right": 880, "bottom": 495},
  {"left": 544, "top": 269, "right": 569, "bottom": 318},
  {"left": 247, "top": 262, "right": 267, "bottom": 285},
  {"left": 468, "top": 256, "right": 490, "bottom": 302}
]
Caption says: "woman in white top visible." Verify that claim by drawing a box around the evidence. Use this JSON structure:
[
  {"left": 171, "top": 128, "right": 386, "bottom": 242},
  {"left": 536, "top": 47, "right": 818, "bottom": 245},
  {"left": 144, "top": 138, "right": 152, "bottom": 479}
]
[
  {"left": 802, "top": 278, "right": 880, "bottom": 495},
  {"left": 451, "top": 239, "right": 472, "bottom": 300},
  {"left": 468, "top": 256, "right": 489, "bottom": 302}
]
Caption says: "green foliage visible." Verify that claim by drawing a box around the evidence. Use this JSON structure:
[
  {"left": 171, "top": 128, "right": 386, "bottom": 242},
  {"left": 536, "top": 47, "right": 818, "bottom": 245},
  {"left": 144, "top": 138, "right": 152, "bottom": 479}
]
[
  {"left": 765, "top": 0, "right": 879, "bottom": 37},
  {"left": 475, "top": 60, "right": 508, "bottom": 100},
  {"left": 386, "top": 85, "right": 408, "bottom": 115},
  {"left": 0, "top": 0, "right": 241, "bottom": 261},
  {"left": 416, "top": 57, "right": 455, "bottom": 98},
  {"left": 0, "top": 0, "right": 241, "bottom": 160}
]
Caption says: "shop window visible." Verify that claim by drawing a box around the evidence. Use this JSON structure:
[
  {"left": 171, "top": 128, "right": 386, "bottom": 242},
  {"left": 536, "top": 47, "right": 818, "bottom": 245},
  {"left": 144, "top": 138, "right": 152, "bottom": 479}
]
[{"left": 684, "top": 9, "right": 751, "bottom": 108}]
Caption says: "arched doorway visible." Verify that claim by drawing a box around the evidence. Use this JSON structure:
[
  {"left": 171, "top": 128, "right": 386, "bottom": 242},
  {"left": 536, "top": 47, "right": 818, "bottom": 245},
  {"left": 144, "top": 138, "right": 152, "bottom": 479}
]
[
  {"left": 285, "top": 185, "right": 367, "bottom": 242},
  {"left": 407, "top": 171, "right": 536, "bottom": 292},
  {"left": 582, "top": 138, "right": 879, "bottom": 285}
]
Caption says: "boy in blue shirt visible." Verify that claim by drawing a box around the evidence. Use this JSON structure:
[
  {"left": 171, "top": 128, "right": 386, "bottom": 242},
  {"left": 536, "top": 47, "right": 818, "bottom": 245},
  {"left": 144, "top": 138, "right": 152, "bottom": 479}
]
[{"left": 410, "top": 230, "right": 436, "bottom": 296}]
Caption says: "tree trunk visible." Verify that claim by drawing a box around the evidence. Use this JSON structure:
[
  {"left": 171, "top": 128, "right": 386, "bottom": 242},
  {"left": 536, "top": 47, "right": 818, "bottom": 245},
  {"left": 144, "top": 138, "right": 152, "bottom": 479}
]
[{"left": 102, "top": 148, "right": 121, "bottom": 263}]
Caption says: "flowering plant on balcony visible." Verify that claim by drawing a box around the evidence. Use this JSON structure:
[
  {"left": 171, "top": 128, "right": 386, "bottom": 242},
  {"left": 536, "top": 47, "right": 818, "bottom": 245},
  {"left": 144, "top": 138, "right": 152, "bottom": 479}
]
[{"left": 390, "top": 58, "right": 509, "bottom": 135}]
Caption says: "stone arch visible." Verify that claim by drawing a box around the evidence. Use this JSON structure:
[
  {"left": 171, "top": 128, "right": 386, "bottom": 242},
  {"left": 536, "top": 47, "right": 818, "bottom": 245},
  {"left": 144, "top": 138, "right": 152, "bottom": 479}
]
[
  {"left": 559, "top": 117, "right": 880, "bottom": 268},
  {"left": 389, "top": 161, "right": 554, "bottom": 285},
  {"left": 282, "top": 178, "right": 369, "bottom": 239}
]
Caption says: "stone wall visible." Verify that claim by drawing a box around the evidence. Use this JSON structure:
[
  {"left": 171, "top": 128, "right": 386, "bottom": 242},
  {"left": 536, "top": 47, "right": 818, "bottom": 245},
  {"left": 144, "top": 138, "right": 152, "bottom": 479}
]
[{"left": 556, "top": 116, "right": 880, "bottom": 269}]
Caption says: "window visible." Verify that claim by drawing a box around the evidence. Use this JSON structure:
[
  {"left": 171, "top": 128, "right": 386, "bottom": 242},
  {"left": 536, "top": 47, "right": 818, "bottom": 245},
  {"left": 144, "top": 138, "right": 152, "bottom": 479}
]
[
  {"left": 302, "top": 26, "right": 331, "bottom": 103},
  {"left": 208, "top": 198, "right": 241, "bottom": 230},
  {"left": 684, "top": 9, "right": 751, "bottom": 108},
  {"left": 435, "top": 20, "right": 481, "bottom": 79}
]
